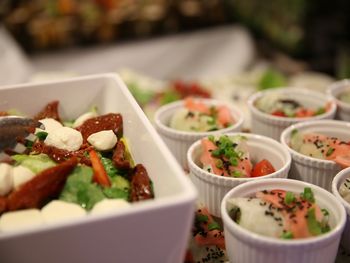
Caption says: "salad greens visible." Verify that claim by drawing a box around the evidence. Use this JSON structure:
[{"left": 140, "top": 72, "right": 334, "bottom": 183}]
[{"left": 12, "top": 154, "right": 56, "bottom": 174}]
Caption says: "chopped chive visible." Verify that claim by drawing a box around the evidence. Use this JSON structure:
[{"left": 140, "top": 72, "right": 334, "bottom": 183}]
[
  {"left": 300, "top": 187, "right": 315, "bottom": 203},
  {"left": 208, "top": 135, "right": 215, "bottom": 142},
  {"left": 307, "top": 208, "right": 322, "bottom": 235},
  {"left": 321, "top": 208, "right": 329, "bottom": 216},
  {"left": 208, "top": 221, "right": 221, "bottom": 231},
  {"left": 229, "top": 157, "right": 238, "bottom": 166},
  {"left": 206, "top": 117, "right": 216, "bottom": 125},
  {"left": 281, "top": 231, "right": 294, "bottom": 239},
  {"left": 196, "top": 214, "right": 208, "bottom": 223},
  {"left": 211, "top": 149, "right": 222, "bottom": 157},
  {"left": 326, "top": 147, "right": 335, "bottom": 157},
  {"left": 284, "top": 191, "right": 296, "bottom": 205},
  {"left": 315, "top": 107, "right": 326, "bottom": 115},
  {"left": 36, "top": 131, "right": 48, "bottom": 141},
  {"left": 230, "top": 170, "right": 242, "bottom": 178},
  {"left": 215, "top": 159, "right": 223, "bottom": 169}
]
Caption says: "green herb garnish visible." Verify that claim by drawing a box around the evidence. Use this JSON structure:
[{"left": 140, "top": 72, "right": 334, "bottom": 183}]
[
  {"left": 307, "top": 208, "right": 322, "bottom": 235},
  {"left": 315, "top": 107, "right": 326, "bottom": 115},
  {"left": 215, "top": 159, "right": 223, "bottom": 169},
  {"left": 285, "top": 191, "right": 296, "bottom": 205},
  {"left": 326, "top": 147, "right": 335, "bottom": 157},
  {"left": 230, "top": 170, "right": 243, "bottom": 178},
  {"left": 36, "top": 131, "right": 48, "bottom": 141},
  {"left": 208, "top": 221, "right": 221, "bottom": 231},
  {"left": 300, "top": 187, "right": 315, "bottom": 203},
  {"left": 281, "top": 231, "right": 294, "bottom": 239},
  {"left": 196, "top": 214, "right": 209, "bottom": 223},
  {"left": 321, "top": 208, "right": 329, "bottom": 216}
]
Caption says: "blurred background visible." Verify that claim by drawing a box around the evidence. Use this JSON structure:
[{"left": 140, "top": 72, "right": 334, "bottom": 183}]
[
  {"left": 1, "top": 0, "right": 350, "bottom": 76},
  {"left": 0, "top": 0, "right": 350, "bottom": 92}
]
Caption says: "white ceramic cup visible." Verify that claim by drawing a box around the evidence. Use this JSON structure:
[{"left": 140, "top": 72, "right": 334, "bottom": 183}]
[
  {"left": 248, "top": 88, "right": 337, "bottom": 141},
  {"left": 154, "top": 98, "right": 244, "bottom": 169},
  {"left": 332, "top": 167, "right": 350, "bottom": 253},
  {"left": 187, "top": 132, "right": 291, "bottom": 217},
  {"left": 327, "top": 79, "right": 350, "bottom": 121},
  {"left": 280, "top": 120, "right": 350, "bottom": 192},
  {"left": 221, "top": 178, "right": 346, "bottom": 263}
]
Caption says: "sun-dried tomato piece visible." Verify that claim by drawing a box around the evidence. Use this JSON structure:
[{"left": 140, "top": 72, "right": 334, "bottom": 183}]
[
  {"left": 76, "top": 113, "right": 123, "bottom": 142},
  {"left": 130, "top": 164, "right": 154, "bottom": 202},
  {"left": 34, "top": 100, "right": 61, "bottom": 122},
  {"left": 7, "top": 157, "right": 78, "bottom": 211},
  {"left": 112, "top": 140, "right": 131, "bottom": 170}
]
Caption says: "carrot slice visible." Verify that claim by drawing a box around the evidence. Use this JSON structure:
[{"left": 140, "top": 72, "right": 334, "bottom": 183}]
[{"left": 89, "top": 149, "right": 111, "bottom": 187}]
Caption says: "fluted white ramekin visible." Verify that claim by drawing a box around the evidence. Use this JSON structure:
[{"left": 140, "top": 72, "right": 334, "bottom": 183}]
[
  {"left": 248, "top": 88, "right": 336, "bottom": 141},
  {"left": 327, "top": 79, "right": 350, "bottom": 121},
  {"left": 154, "top": 98, "right": 244, "bottom": 169},
  {"left": 332, "top": 167, "right": 350, "bottom": 252},
  {"left": 280, "top": 120, "right": 350, "bottom": 192},
  {"left": 187, "top": 133, "right": 291, "bottom": 217},
  {"left": 221, "top": 178, "right": 346, "bottom": 263}
]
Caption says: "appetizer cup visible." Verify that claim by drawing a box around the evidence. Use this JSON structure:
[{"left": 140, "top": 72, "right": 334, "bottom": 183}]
[
  {"left": 248, "top": 88, "right": 336, "bottom": 140},
  {"left": 332, "top": 167, "right": 350, "bottom": 252},
  {"left": 221, "top": 178, "right": 346, "bottom": 263},
  {"left": 187, "top": 133, "right": 291, "bottom": 217},
  {"left": 281, "top": 120, "right": 350, "bottom": 192},
  {"left": 154, "top": 98, "right": 244, "bottom": 169},
  {"left": 0, "top": 74, "right": 197, "bottom": 263},
  {"left": 327, "top": 79, "right": 350, "bottom": 121}
]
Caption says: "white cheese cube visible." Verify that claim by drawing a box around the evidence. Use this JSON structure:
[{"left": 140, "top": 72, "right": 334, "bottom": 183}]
[
  {"left": 87, "top": 130, "right": 118, "bottom": 151},
  {"left": 0, "top": 209, "right": 44, "bottom": 232},
  {"left": 44, "top": 126, "right": 83, "bottom": 151},
  {"left": 13, "top": 165, "right": 36, "bottom": 190},
  {"left": 90, "top": 199, "right": 131, "bottom": 215},
  {"left": 37, "top": 118, "right": 63, "bottom": 134},
  {"left": 0, "top": 163, "right": 13, "bottom": 196},
  {"left": 73, "top": 112, "right": 98, "bottom": 128},
  {"left": 41, "top": 200, "right": 87, "bottom": 224}
]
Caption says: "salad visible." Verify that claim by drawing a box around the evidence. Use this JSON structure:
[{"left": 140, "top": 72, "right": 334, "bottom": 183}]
[
  {"left": 226, "top": 187, "right": 331, "bottom": 239},
  {"left": 199, "top": 135, "right": 275, "bottom": 178},
  {"left": 0, "top": 101, "right": 154, "bottom": 232},
  {"left": 255, "top": 93, "right": 328, "bottom": 118},
  {"left": 290, "top": 129, "right": 350, "bottom": 168},
  {"left": 338, "top": 89, "right": 350, "bottom": 104},
  {"left": 170, "top": 98, "right": 235, "bottom": 132}
]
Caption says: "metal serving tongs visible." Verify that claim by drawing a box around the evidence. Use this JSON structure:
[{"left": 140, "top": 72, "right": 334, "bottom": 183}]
[{"left": 0, "top": 116, "right": 42, "bottom": 161}]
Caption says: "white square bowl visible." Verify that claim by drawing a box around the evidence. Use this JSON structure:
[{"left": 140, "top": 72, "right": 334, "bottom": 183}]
[{"left": 0, "top": 74, "right": 197, "bottom": 263}]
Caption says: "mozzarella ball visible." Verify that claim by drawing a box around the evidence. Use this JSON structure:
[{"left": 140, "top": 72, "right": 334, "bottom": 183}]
[
  {"left": 90, "top": 199, "right": 131, "bottom": 215},
  {"left": 73, "top": 112, "right": 98, "bottom": 128},
  {"left": 44, "top": 126, "right": 83, "bottom": 151},
  {"left": 13, "top": 165, "right": 36, "bottom": 190},
  {"left": 0, "top": 163, "right": 13, "bottom": 196},
  {"left": 0, "top": 209, "right": 44, "bottom": 232},
  {"left": 41, "top": 200, "right": 87, "bottom": 224},
  {"left": 87, "top": 130, "right": 118, "bottom": 151},
  {"left": 37, "top": 118, "right": 63, "bottom": 134}
]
